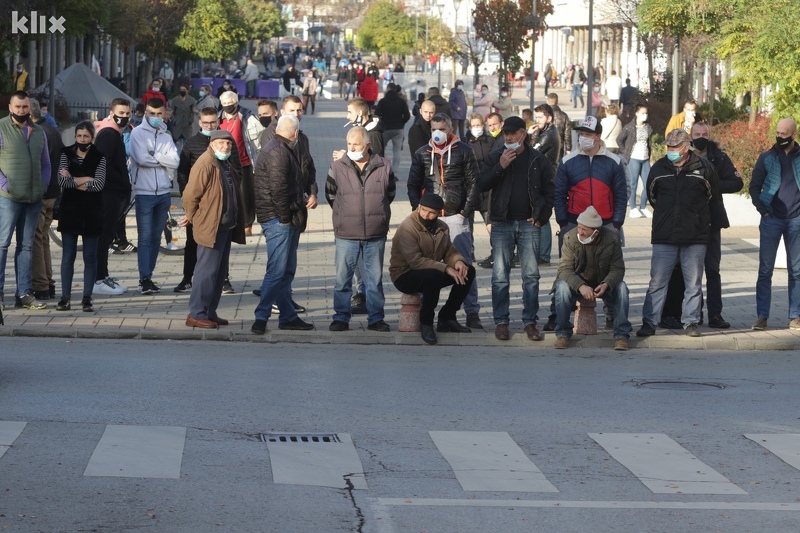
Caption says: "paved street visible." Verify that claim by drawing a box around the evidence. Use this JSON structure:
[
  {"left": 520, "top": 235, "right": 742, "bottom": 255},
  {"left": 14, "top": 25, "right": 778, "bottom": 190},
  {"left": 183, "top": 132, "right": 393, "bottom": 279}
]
[
  {"left": 2, "top": 339, "right": 800, "bottom": 532},
  {"left": 2, "top": 88, "right": 798, "bottom": 350}
]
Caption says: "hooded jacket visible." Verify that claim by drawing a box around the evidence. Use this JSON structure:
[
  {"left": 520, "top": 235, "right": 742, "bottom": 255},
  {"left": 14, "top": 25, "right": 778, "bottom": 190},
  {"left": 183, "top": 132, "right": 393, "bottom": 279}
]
[
  {"left": 129, "top": 117, "right": 179, "bottom": 196},
  {"left": 407, "top": 134, "right": 479, "bottom": 218}
]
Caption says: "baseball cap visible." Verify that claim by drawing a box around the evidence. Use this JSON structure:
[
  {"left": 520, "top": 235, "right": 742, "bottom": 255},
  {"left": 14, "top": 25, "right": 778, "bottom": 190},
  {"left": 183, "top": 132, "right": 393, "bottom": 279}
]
[
  {"left": 501, "top": 116, "right": 527, "bottom": 133},
  {"left": 663, "top": 128, "right": 691, "bottom": 146},
  {"left": 576, "top": 116, "right": 602, "bottom": 135}
]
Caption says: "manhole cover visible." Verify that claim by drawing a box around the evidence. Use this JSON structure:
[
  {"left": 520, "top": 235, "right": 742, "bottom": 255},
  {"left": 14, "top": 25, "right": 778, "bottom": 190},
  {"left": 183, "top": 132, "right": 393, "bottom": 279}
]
[{"left": 635, "top": 380, "right": 725, "bottom": 391}]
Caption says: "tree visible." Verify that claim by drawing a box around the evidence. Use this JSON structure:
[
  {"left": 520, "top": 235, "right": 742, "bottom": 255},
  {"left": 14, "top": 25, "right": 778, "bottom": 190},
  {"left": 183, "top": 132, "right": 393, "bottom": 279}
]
[
  {"left": 177, "top": 0, "right": 248, "bottom": 61},
  {"left": 356, "top": 1, "right": 416, "bottom": 56},
  {"left": 129, "top": 0, "right": 196, "bottom": 63},
  {"left": 238, "top": 0, "right": 286, "bottom": 41},
  {"left": 459, "top": 33, "right": 490, "bottom": 89},
  {"left": 417, "top": 16, "right": 460, "bottom": 67},
  {"left": 473, "top": 0, "right": 553, "bottom": 93}
]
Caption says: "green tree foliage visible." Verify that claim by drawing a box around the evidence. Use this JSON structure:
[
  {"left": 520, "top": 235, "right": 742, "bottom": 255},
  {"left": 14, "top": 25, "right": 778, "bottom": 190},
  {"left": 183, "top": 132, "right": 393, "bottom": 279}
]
[
  {"left": 120, "top": 0, "right": 196, "bottom": 61},
  {"left": 238, "top": 0, "right": 286, "bottom": 41},
  {"left": 177, "top": 0, "right": 249, "bottom": 61},
  {"left": 356, "top": 1, "right": 416, "bottom": 56},
  {"left": 417, "top": 16, "right": 459, "bottom": 62}
]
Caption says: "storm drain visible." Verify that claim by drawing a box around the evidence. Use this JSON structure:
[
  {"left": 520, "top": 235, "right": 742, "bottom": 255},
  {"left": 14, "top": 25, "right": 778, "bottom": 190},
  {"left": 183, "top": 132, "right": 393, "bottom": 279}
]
[
  {"left": 634, "top": 380, "right": 726, "bottom": 391},
  {"left": 261, "top": 433, "right": 341, "bottom": 443}
]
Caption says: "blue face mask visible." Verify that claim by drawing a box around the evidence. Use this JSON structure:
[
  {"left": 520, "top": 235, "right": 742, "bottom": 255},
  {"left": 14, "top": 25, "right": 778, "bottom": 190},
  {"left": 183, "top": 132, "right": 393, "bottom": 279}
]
[
  {"left": 504, "top": 141, "right": 521, "bottom": 150},
  {"left": 200, "top": 129, "right": 212, "bottom": 137},
  {"left": 147, "top": 117, "right": 163, "bottom": 129},
  {"left": 199, "top": 90, "right": 206, "bottom": 98},
  {"left": 456, "top": 85, "right": 463, "bottom": 91},
  {"left": 214, "top": 150, "right": 231, "bottom": 161},
  {"left": 666, "top": 150, "right": 683, "bottom": 163}
]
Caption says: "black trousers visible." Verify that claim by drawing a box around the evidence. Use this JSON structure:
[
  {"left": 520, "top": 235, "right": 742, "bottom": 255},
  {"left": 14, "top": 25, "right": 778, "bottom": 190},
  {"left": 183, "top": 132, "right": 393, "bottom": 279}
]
[
  {"left": 96, "top": 189, "right": 130, "bottom": 281},
  {"left": 240, "top": 164, "right": 255, "bottom": 228},
  {"left": 393, "top": 266, "right": 476, "bottom": 325},
  {"left": 182, "top": 223, "right": 198, "bottom": 282},
  {"left": 661, "top": 229, "right": 722, "bottom": 320}
]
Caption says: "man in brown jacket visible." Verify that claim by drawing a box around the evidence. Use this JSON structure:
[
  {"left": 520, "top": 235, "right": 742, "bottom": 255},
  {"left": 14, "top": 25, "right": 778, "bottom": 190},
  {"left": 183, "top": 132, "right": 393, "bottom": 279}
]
[
  {"left": 390, "top": 193, "right": 475, "bottom": 344},
  {"left": 180, "top": 130, "right": 246, "bottom": 328}
]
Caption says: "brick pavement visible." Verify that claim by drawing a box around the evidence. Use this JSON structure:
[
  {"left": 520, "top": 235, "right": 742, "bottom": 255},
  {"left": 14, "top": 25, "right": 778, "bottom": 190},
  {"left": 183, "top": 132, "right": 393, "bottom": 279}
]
[{"left": 2, "top": 89, "right": 798, "bottom": 350}]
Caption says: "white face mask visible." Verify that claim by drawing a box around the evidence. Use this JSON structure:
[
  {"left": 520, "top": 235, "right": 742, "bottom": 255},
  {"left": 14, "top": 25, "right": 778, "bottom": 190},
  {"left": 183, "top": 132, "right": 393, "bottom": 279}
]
[
  {"left": 579, "top": 136, "right": 595, "bottom": 152},
  {"left": 470, "top": 127, "right": 484, "bottom": 138},
  {"left": 347, "top": 149, "right": 364, "bottom": 161},
  {"left": 577, "top": 230, "right": 598, "bottom": 245},
  {"left": 431, "top": 130, "right": 447, "bottom": 144},
  {"left": 685, "top": 110, "right": 695, "bottom": 119},
  {"left": 638, "top": 113, "right": 648, "bottom": 122},
  {"left": 504, "top": 141, "right": 521, "bottom": 150}
]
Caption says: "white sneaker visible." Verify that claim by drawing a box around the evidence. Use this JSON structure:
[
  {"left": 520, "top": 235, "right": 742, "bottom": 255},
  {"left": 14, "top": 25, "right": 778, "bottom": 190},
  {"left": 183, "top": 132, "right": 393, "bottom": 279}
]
[
  {"left": 629, "top": 207, "right": 642, "bottom": 218},
  {"left": 108, "top": 277, "right": 128, "bottom": 293},
  {"left": 93, "top": 278, "right": 124, "bottom": 296},
  {"left": 166, "top": 242, "right": 179, "bottom": 251},
  {"left": 641, "top": 207, "right": 653, "bottom": 218}
]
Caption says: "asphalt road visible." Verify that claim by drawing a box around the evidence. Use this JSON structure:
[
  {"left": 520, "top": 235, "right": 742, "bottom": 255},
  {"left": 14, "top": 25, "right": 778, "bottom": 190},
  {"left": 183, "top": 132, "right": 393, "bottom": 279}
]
[{"left": 1, "top": 339, "right": 799, "bottom": 532}]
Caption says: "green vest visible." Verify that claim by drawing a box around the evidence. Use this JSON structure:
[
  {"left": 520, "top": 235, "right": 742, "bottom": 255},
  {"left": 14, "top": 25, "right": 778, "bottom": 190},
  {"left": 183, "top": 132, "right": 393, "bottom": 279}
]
[{"left": 0, "top": 116, "right": 45, "bottom": 203}]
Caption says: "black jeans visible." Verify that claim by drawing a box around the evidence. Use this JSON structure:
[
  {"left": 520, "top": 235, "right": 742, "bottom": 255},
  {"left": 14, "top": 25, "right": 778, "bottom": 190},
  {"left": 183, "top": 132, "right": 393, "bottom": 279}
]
[
  {"left": 96, "top": 189, "right": 130, "bottom": 281},
  {"left": 661, "top": 229, "right": 722, "bottom": 319},
  {"left": 182, "top": 223, "right": 198, "bottom": 282},
  {"left": 393, "top": 266, "right": 476, "bottom": 325},
  {"left": 240, "top": 165, "right": 255, "bottom": 229}
]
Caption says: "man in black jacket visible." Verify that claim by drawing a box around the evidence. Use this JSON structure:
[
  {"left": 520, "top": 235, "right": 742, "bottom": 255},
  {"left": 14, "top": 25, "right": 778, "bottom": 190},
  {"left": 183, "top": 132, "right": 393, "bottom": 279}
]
[
  {"left": 427, "top": 87, "right": 451, "bottom": 117},
  {"left": 408, "top": 113, "right": 481, "bottom": 329},
  {"left": 251, "top": 115, "right": 314, "bottom": 334},
  {"left": 546, "top": 93, "right": 572, "bottom": 157},
  {"left": 478, "top": 116, "right": 555, "bottom": 342},
  {"left": 637, "top": 129, "right": 722, "bottom": 338},
  {"left": 529, "top": 104, "right": 561, "bottom": 268},
  {"left": 659, "top": 123, "right": 742, "bottom": 330},
  {"left": 408, "top": 100, "right": 435, "bottom": 155},
  {"left": 92, "top": 98, "right": 133, "bottom": 296},
  {"left": 375, "top": 83, "right": 411, "bottom": 173}
]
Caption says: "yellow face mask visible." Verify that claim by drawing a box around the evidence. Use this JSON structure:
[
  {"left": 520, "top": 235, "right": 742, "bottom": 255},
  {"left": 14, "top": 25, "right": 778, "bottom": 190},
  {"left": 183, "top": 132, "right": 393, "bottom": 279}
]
[{"left": 489, "top": 129, "right": 502, "bottom": 138}]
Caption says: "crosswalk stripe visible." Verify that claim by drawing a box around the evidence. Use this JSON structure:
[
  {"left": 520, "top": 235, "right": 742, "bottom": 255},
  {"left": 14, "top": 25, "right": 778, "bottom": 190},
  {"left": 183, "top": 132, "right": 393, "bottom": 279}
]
[
  {"left": 267, "top": 433, "right": 368, "bottom": 489},
  {"left": 429, "top": 431, "right": 558, "bottom": 492},
  {"left": 745, "top": 434, "right": 800, "bottom": 470},
  {"left": 83, "top": 425, "right": 186, "bottom": 479},
  {"left": 0, "top": 421, "right": 27, "bottom": 460},
  {"left": 589, "top": 433, "right": 747, "bottom": 495}
]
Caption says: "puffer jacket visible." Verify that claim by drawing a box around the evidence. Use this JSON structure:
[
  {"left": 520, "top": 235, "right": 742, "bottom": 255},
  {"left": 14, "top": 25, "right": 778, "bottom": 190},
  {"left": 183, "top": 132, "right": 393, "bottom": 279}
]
[
  {"left": 555, "top": 146, "right": 628, "bottom": 229},
  {"left": 325, "top": 153, "right": 396, "bottom": 240},
  {"left": 647, "top": 152, "right": 721, "bottom": 245},
  {"left": 750, "top": 142, "right": 800, "bottom": 219},
  {"left": 253, "top": 134, "right": 307, "bottom": 230},
  {"left": 389, "top": 211, "right": 465, "bottom": 282},
  {"left": 407, "top": 135, "right": 479, "bottom": 218},
  {"left": 478, "top": 143, "right": 555, "bottom": 225},
  {"left": 530, "top": 123, "right": 561, "bottom": 173}
]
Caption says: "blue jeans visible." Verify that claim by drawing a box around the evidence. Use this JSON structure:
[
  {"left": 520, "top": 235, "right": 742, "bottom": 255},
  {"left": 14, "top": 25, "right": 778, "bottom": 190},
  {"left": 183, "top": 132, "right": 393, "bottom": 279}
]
[
  {"left": 539, "top": 220, "right": 552, "bottom": 262},
  {"left": 642, "top": 243, "right": 707, "bottom": 328},
  {"left": 382, "top": 129, "right": 404, "bottom": 172},
  {"left": 441, "top": 214, "right": 479, "bottom": 314},
  {"left": 0, "top": 195, "right": 41, "bottom": 297},
  {"left": 490, "top": 220, "right": 541, "bottom": 326},
  {"left": 554, "top": 280, "right": 632, "bottom": 340},
  {"left": 628, "top": 158, "right": 650, "bottom": 210},
  {"left": 254, "top": 219, "right": 300, "bottom": 324},
  {"left": 60, "top": 233, "right": 98, "bottom": 299},
  {"left": 571, "top": 84, "right": 584, "bottom": 107},
  {"left": 134, "top": 193, "right": 171, "bottom": 281},
  {"left": 756, "top": 215, "right": 800, "bottom": 319},
  {"left": 333, "top": 237, "right": 386, "bottom": 324}
]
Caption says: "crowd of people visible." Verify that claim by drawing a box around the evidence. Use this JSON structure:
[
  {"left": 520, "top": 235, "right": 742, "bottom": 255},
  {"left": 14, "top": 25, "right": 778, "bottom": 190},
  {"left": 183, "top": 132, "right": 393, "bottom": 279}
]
[{"left": 2, "top": 52, "right": 799, "bottom": 344}]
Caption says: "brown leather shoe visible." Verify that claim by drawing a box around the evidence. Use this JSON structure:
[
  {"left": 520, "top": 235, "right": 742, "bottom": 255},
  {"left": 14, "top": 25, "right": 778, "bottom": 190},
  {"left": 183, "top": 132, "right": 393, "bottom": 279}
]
[
  {"left": 495, "top": 323, "right": 510, "bottom": 341},
  {"left": 209, "top": 316, "right": 229, "bottom": 326},
  {"left": 186, "top": 315, "right": 218, "bottom": 329},
  {"left": 525, "top": 323, "right": 542, "bottom": 341}
]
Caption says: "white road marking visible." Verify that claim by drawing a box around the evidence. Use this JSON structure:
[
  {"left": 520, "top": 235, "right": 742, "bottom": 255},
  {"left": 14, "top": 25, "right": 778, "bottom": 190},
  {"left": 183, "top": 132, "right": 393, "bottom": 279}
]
[
  {"left": 267, "top": 433, "right": 368, "bottom": 489},
  {"left": 746, "top": 434, "right": 800, "bottom": 470},
  {"left": 378, "top": 498, "right": 800, "bottom": 511},
  {"left": 429, "top": 431, "right": 558, "bottom": 492},
  {"left": 589, "top": 432, "right": 746, "bottom": 495},
  {"left": 0, "top": 421, "right": 26, "bottom": 460},
  {"left": 84, "top": 425, "right": 186, "bottom": 478}
]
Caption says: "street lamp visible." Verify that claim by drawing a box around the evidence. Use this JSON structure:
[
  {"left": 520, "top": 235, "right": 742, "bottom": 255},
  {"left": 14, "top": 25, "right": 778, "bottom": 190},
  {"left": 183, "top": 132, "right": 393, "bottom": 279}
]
[
  {"left": 452, "top": 0, "right": 462, "bottom": 88},
  {"left": 586, "top": 0, "right": 594, "bottom": 118},
  {"left": 434, "top": 0, "right": 445, "bottom": 88}
]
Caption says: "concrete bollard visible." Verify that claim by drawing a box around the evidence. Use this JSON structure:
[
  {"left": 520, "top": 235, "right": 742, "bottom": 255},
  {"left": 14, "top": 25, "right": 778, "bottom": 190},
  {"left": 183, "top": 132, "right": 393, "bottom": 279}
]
[
  {"left": 398, "top": 293, "right": 421, "bottom": 332},
  {"left": 574, "top": 297, "right": 598, "bottom": 335}
]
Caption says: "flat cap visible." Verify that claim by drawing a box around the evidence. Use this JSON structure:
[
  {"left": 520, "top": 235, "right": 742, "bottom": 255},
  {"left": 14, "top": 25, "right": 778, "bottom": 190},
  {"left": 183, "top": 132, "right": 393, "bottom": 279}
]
[{"left": 210, "top": 130, "right": 234, "bottom": 141}]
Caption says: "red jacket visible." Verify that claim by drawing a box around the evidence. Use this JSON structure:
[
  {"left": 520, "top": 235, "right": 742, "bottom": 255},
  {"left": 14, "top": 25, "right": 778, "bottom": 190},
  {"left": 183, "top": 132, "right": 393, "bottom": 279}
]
[
  {"left": 359, "top": 77, "right": 379, "bottom": 102},
  {"left": 140, "top": 89, "right": 167, "bottom": 107}
]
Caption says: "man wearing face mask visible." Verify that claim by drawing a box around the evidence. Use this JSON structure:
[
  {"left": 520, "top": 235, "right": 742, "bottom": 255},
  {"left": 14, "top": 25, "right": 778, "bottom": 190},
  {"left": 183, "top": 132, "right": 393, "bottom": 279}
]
[
  {"left": 129, "top": 98, "right": 180, "bottom": 295},
  {"left": 325, "top": 126, "right": 396, "bottom": 332},
  {"left": 478, "top": 116, "right": 555, "bottom": 341},
  {"left": 92, "top": 98, "right": 135, "bottom": 296},
  {"left": 141, "top": 79, "right": 167, "bottom": 107},
  {"left": 408, "top": 100, "right": 436, "bottom": 156},
  {"left": 256, "top": 99, "right": 278, "bottom": 130},
  {"left": 666, "top": 99, "right": 698, "bottom": 135},
  {"left": 180, "top": 130, "right": 246, "bottom": 329},
  {"left": 485, "top": 113, "right": 506, "bottom": 151},
  {"left": 408, "top": 113, "right": 481, "bottom": 329},
  {"left": 749, "top": 118, "right": 800, "bottom": 331},
  {"left": 390, "top": 193, "right": 476, "bottom": 344},
  {"left": 529, "top": 104, "right": 562, "bottom": 268},
  {"left": 637, "top": 129, "right": 722, "bottom": 338},
  {"left": 659, "top": 122, "right": 742, "bottom": 330},
  {"left": 448, "top": 80, "right": 468, "bottom": 139},
  {"left": 552, "top": 206, "right": 631, "bottom": 350},
  {"left": 251, "top": 115, "right": 314, "bottom": 335},
  {"left": 546, "top": 94, "right": 572, "bottom": 157},
  {"left": 219, "top": 91, "right": 265, "bottom": 238}
]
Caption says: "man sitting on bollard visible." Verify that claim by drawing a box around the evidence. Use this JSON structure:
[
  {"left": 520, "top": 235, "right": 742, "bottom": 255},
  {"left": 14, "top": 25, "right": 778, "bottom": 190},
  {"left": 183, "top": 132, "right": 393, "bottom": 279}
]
[
  {"left": 552, "top": 206, "right": 631, "bottom": 351},
  {"left": 389, "top": 193, "right": 475, "bottom": 345}
]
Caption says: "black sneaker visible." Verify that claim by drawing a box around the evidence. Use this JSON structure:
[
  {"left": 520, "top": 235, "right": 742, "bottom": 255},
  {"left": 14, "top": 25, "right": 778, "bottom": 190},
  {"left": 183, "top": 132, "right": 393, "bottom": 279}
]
[
  {"left": 139, "top": 278, "right": 156, "bottom": 295},
  {"left": 658, "top": 316, "right": 683, "bottom": 329},
  {"left": 271, "top": 300, "right": 307, "bottom": 313},
  {"left": 49, "top": 285, "right": 56, "bottom": 299},
  {"left": 351, "top": 293, "right": 367, "bottom": 315},
  {"left": 477, "top": 255, "right": 493, "bottom": 269},
  {"left": 329, "top": 320, "right": 349, "bottom": 331},
  {"left": 56, "top": 297, "right": 71, "bottom": 311},
  {"left": 18, "top": 293, "right": 47, "bottom": 310},
  {"left": 543, "top": 318, "right": 557, "bottom": 331},
  {"left": 81, "top": 297, "right": 93, "bottom": 312},
  {"left": 251, "top": 319, "right": 267, "bottom": 334},
  {"left": 117, "top": 241, "right": 137, "bottom": 252},
  {"left": 222, "top": 279, "right": 235, "bottom": 294},
  {"left": 33, "top": 290, "right": 50, "bottom": 300},
  {"left": 636, "top": 323, "right": 656, "bottom": 337},
  {"left": 174, "top": 279, "right": 192, "bottom": 293},
  {"left": 253, "top": 289, "right": 261, "bottom": 297},
  {"left": 708, "top": 315, "right": 730, "bottom": 329},
  {"left": 151, "top": 281, "right": 161, "bottom": 293},
  {"left": 512, "top": 253, "right": 520, "bottom": 268},
  {"left": 278, "top": 317, "right": 314, "bottom": 331},
  {"left": 367, "top": 320, "right": 391, "bottom": 332}
]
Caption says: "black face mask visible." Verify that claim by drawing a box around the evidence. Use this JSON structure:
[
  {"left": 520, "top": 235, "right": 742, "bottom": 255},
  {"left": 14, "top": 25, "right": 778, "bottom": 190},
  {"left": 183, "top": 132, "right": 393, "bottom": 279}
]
[
  {"left": 11, "top": 112, "right": 30, "bottom": 123},
  {"left": 76, "top": 142, "right": 91, "bottom": 151},
  {"left": 776, "top": 135, "right": 793, "bottom": 148},
  {"left": 113, "top": 115, "right": 129, "bottom": 128},
  {"left": 222, "top": 104, "right": 237, "bottom": 114},
  {"left": 259, "top": 116, "right": 272, "bottom": 128},
  {"left": 691, "top": 137, "right": 709, "bottom": 152},
  {"left": 179, "top": 90, "right": 187, "bottom": 96},
  {"left": 423, "top": 217, "right": 438, "bottom": 233}
]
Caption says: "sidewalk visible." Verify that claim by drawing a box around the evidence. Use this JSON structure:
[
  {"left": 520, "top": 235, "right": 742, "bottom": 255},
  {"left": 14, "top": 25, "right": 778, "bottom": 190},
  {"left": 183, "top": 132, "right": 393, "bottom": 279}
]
[{"left": 2, "top": 94, "right": 797, "bottom": 350}]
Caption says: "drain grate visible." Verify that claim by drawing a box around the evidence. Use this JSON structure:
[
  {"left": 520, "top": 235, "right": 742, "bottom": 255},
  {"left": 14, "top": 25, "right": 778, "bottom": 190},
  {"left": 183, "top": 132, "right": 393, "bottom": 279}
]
[{"left": 261, "top": 433, "right": 341, "bottom": 443}]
